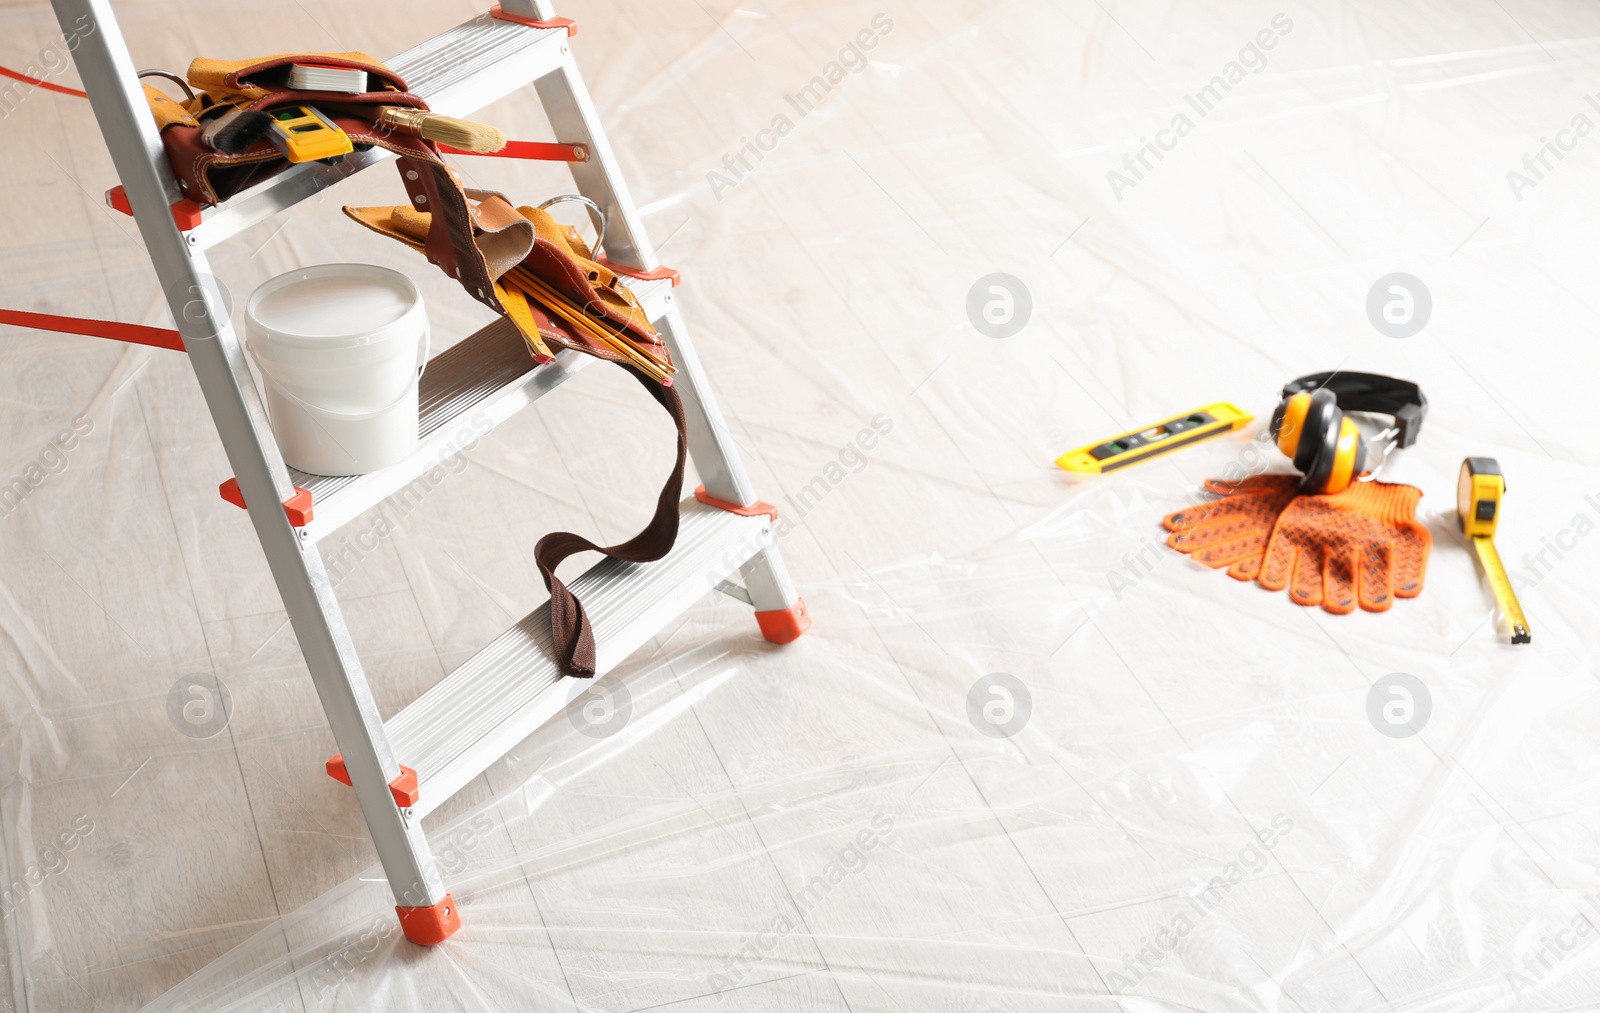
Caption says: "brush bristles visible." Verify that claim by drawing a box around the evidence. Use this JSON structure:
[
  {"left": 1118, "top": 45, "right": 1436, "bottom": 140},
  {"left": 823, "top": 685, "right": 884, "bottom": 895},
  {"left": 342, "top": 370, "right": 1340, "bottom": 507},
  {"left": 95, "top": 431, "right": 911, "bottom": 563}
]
[
  {"left": 417, "top": 114, "right": 505, "bottom": 152},
  {"left": 378, "top": 107, "right": 505, "bottom": 153}
]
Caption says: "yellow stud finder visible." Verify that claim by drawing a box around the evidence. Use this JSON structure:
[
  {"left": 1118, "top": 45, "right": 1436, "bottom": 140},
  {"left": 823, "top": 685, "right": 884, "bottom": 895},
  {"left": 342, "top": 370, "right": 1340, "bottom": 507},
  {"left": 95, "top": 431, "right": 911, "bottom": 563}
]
[
  {"left": 1456, "top": 457, "right": 1530, "bottom": 644},
  {"left": 1056, "top": 403, "right": 1253, "bottom": 474},
  {"left": 266, "top": 105, "right": 354, "bottom": 163}
]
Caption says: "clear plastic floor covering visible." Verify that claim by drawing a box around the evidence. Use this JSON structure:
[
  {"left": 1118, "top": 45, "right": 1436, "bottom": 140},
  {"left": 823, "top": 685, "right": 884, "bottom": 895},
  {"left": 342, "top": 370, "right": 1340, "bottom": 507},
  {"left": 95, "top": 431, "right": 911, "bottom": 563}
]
[{"left": 1, "top": 0, "right": 1599, "bottom": 1009}]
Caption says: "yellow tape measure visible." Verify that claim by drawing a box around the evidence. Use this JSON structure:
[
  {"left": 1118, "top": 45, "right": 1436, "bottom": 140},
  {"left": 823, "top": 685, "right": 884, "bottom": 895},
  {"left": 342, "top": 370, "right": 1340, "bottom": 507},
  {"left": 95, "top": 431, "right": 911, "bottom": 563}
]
[
  {"left": 1456, "top": 457, "right": 1531, "bottom": 644},
  {"left": 1056, "top": 402, "right": 1253, "bottom": 474}
]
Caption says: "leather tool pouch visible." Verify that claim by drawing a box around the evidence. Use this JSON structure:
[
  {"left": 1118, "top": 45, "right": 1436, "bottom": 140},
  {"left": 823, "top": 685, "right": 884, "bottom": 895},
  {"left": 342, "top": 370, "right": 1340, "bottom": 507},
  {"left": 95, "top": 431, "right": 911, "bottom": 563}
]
[
  {"left": 344, "top": 194, "right": 669, "bottom": 365},
  {"left": 148, "top": 53, "right": 504, "bottom": 317},
  {"left": 345, "top": 188, "right": 686, "bottom": 679}
]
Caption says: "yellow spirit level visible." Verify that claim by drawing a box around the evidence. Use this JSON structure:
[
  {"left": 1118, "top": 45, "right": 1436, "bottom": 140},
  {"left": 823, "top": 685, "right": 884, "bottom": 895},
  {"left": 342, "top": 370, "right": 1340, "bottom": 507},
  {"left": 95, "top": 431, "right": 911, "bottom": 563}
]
[
  {"left": 1456, "top": 457, "right": 1531, "bottom": 644},
  {"left": 1055, "top": 402, "right": 1253, "bottom": 474},
  {"left": 266, "top": 105, "right": 354, "bottom": 163}
]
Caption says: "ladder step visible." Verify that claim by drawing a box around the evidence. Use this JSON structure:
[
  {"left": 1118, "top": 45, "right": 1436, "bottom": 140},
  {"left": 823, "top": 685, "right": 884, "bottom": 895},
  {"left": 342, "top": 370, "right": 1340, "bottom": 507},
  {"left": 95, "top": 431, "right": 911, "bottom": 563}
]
[
  {"left": 185, "top": 11, "right": 570, "bottom": 251},
  {"left": 385, "top": 500, "right": 772, "bottom": 819},
  {"left": 287, "top": 275, "right": 673, "bottom": 543},
  {"left": 397, "top": 8, "right": 569, "bottom": 112}
]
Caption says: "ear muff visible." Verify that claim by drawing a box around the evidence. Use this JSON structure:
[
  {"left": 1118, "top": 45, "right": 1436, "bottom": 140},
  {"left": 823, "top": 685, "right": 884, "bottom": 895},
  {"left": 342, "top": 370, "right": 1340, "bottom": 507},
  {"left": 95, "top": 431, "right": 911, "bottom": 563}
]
[
  {"left": 1279, "top": 388, "right": 1368, "bottom": 494},
  {"left": 1291, "top": 389, "right": 1340, "bottom": 473},
  {"left": 1271, "top": 392, "right": 1310, "bottom": 458},
  {"left": 1304, "top": 416, "right": 1365, "bottom": 494},
  {"left": 1276, "top": 371, "right": 1420, "bottom": 493},
  {"left": 1295, "top": 409, "right": 1338, "bottom": 491}
]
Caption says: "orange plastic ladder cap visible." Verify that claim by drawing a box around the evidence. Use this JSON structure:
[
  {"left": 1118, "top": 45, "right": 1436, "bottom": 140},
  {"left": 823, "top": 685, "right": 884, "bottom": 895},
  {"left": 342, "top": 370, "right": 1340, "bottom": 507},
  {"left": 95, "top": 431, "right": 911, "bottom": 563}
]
[
  {"left": 396, "top": 894, "right": 461, "bottom": 945},
  {"left": 755, "top": 600, "right": 811, "bottom": 644}
]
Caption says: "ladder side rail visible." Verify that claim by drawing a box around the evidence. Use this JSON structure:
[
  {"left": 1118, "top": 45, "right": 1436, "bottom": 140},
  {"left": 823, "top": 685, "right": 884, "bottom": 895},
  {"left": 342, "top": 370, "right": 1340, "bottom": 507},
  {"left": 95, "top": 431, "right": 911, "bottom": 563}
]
[
  {"left": 534, "top": 54, "right": 660, "bottom": 275},
  {"left": 740, "top": 543, "right": 802, "bottom": 614},
  {"left": 51, "top": 0, "right": 445, "bottom": 910},
  {"left": 51, "top": 1, "right": 292, "bottom": 503},
  {"left": 534, "top": 56, "right": 764, "bottom": 507},
  {"left": 52, "top": 2, "right": 187, "bottom": 208},
  {"left": 533, "top": 44, "right": 804, "bottom": 612},
  {"left": 652, "top": 310, "right": 801, "bottom": 613},
  {"left": 650, "top": 307, "right": 764, "bottom": 518}
]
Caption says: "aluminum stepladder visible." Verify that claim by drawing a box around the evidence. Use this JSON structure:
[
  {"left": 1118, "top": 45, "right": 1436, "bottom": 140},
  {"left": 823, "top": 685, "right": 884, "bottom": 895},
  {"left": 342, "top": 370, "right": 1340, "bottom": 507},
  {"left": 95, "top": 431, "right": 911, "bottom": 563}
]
[{"left": 53, "top": 0, "right": 809, "bottom": 944}]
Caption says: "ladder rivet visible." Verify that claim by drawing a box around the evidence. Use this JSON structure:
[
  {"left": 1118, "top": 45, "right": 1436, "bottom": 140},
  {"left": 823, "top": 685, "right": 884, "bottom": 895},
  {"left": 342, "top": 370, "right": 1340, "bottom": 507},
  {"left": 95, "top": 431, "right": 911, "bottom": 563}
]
[
  {"left": 415, "top": 195, "right": 428, "bottom": 205},
  {"left": 406, "top": 170, "right": 419, "bottom": 181}
]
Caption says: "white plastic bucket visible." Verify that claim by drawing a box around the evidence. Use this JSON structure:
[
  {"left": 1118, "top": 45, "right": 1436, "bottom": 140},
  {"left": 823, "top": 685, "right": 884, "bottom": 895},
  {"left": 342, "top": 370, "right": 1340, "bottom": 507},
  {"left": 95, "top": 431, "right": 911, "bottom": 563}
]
[{"left": 245, "top": 264, "right": 429, "bottom": 477}]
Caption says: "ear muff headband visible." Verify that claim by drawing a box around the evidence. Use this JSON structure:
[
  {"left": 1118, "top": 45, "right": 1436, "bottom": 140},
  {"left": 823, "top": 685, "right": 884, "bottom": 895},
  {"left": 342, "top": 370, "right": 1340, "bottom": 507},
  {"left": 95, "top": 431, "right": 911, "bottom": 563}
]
[{"left": 1279, "top": 371, "right": 1427, "bottom": 448}]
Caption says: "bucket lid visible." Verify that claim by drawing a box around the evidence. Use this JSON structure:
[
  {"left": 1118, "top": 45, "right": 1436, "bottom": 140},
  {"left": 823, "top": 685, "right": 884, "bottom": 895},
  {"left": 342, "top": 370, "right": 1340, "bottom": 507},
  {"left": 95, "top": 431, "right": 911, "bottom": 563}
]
[{"left": 246, "top": 264, "right": 424, "bottom": 351}]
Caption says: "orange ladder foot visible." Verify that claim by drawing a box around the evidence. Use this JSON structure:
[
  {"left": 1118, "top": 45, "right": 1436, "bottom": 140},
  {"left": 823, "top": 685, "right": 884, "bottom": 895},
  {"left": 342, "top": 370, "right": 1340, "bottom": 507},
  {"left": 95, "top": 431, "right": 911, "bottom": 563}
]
[
  {"left": 396, "top": 894, "right": 461, "bottom": 945},
  {"left": 756, "top": 599, "right": 811, "bottom": 644}
]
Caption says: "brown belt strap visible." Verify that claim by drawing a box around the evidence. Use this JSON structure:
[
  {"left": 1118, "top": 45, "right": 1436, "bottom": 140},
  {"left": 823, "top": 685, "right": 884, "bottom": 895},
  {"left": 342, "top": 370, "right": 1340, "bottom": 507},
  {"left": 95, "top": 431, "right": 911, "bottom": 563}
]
[{"left": 535, "top": 367, "right": 687, "bottom": 676}]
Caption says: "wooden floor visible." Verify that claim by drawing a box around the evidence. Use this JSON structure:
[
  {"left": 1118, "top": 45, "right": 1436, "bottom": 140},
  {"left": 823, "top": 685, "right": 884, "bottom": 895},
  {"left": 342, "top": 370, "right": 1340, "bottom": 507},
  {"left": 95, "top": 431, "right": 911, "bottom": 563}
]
[{"left": 2, "top": 0, "right": 1600, "bottom": 1009}]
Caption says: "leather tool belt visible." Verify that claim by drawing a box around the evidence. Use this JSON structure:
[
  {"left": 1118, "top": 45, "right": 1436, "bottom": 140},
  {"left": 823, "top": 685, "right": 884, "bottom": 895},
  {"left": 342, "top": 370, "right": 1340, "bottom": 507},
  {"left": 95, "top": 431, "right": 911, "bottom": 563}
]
[{"left": 145, "top": 53, "right": 689, "bottom": 676}]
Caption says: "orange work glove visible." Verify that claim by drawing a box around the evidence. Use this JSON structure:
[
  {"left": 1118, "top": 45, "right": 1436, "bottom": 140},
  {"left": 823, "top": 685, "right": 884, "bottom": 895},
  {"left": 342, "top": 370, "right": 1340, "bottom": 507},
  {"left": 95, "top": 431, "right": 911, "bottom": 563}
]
[
  {"left": 1257, "top": 481, "right": 1431, "bottom": 613},
  {"left": 1162, "top": 474, "right": 1301, "bottom": 580}
]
